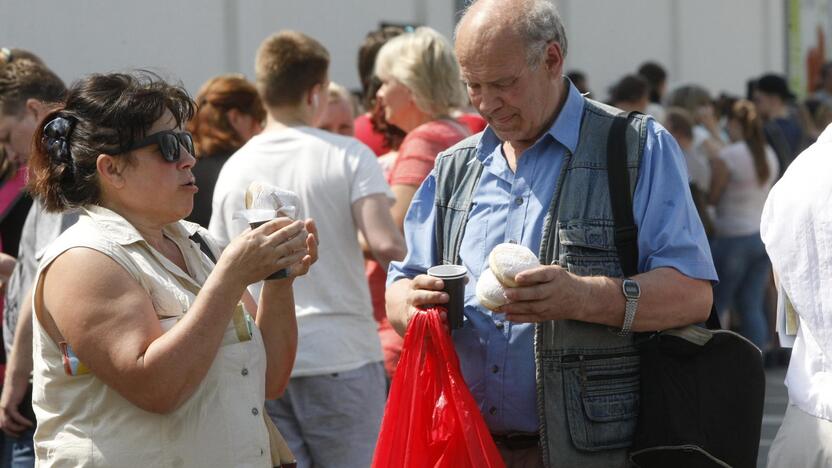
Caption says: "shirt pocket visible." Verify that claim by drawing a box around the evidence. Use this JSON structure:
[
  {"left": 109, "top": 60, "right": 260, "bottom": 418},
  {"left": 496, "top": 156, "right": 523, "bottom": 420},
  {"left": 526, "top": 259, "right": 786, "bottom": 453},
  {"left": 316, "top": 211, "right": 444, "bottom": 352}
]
[
  {"left": 557, "top": 220, "right": 623, "bottom": 277},
  {"left": 461, "top": 203, "right": 489, "bottom": 279},
  {"left": 561, "top": 350, "right": 640, "bottom": 451}
]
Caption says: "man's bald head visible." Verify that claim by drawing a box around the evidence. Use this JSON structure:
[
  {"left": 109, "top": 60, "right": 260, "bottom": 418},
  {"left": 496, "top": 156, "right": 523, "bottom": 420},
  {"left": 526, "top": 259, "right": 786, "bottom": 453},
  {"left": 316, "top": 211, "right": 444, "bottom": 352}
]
[{"left": 455, "top": 0, "right": 567, "bottom": 67}]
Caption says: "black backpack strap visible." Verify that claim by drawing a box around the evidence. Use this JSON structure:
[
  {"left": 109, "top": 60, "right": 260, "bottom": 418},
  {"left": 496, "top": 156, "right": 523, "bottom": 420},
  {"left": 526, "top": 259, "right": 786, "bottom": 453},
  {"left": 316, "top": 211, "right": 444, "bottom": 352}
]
[
  {"left": 606, "top": 112, "right": 721, "bottom": 330},
  {"left": 189, "top": 232, "right": 217, "bottom": 265}
]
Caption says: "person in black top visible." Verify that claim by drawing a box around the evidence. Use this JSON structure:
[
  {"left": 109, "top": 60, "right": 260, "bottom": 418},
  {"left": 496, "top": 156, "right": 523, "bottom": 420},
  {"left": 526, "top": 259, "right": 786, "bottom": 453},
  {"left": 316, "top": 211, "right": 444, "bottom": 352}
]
[
  {"left": 186, "top": 74, "right": 265, "bottom": 227},
  {"left": 753, "top": 74, "right": 806, "bottom": 176}
]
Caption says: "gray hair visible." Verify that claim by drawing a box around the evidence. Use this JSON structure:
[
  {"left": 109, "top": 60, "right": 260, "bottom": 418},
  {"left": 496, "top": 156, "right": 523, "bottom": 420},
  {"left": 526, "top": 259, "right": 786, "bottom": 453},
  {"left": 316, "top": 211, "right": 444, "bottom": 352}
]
[
  {"left": 522, "top": 0, "right": 568, "bottom": 65},
  {"left": 456, "top": 0, "right": 568, "bottom": 66}
]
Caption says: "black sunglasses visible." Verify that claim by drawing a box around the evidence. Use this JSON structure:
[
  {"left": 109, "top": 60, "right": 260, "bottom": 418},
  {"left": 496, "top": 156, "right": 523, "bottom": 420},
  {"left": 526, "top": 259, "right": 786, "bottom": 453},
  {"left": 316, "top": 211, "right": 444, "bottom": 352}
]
[{"left": 122, "top": 130, "right": 194, "bottom": 162}]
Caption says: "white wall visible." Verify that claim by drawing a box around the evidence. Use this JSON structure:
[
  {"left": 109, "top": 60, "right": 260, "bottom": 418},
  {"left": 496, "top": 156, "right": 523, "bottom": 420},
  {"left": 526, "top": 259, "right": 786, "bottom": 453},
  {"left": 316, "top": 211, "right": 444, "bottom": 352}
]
[
  {"left": 0, "top": 0, "right": 456, "bottom": 95},
  {"left": 1, "top": 0, "right": 786, "bottom": 101},
  {"left": 560, "top": 0, "right": 786, "bottom": 101}
]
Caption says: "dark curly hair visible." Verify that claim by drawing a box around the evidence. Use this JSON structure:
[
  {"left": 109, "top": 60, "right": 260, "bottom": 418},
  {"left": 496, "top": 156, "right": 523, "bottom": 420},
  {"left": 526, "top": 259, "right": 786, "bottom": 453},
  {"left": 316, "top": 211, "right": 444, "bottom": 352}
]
[{"left": 28, "top": 71, "right": 195, "bottom": 212}]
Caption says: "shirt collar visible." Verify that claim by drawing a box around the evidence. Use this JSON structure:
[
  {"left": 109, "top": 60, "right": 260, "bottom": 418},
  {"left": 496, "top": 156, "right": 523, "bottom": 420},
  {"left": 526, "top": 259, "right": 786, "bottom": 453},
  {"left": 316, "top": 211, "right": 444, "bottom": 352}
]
[
  {"left": 476, "top": 78, "right": 585, "bottom": 159},
  {"left": 82, "top": 205, "right": 199, "bottom": 246},
  {"left": 547, "top": 80, "right": 584, "bottom": 155}
]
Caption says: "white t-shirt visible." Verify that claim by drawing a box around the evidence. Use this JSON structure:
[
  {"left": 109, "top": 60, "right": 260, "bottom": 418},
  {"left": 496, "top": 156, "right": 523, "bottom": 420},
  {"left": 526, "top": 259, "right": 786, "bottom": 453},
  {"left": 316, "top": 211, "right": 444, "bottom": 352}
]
[
  {"left": 209, "top": 126, "right": 393, "bottom": 376},
  {"left": 713, "top": 141, "right": 779, "bottom": 237}
]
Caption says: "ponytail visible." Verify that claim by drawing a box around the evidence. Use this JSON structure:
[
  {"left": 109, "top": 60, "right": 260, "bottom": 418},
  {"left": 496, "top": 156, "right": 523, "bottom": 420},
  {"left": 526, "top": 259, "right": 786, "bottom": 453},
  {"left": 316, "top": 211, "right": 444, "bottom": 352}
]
[{"left": 731, "top": 100, "right": 770, "bottom": 185}]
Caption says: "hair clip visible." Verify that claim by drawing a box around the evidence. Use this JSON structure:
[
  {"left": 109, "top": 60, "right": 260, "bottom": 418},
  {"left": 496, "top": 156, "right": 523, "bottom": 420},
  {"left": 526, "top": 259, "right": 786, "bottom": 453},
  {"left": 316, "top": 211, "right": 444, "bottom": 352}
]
[{"left": 43, "top": 116, "right": 76, "bottom": 164}]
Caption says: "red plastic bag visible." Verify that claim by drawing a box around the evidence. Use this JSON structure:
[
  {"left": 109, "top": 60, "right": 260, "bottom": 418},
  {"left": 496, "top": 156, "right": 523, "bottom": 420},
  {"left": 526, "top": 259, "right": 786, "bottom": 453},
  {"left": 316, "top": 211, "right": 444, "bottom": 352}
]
[{"left": 372, "top": 307, "right": 505, "bottom": 468}]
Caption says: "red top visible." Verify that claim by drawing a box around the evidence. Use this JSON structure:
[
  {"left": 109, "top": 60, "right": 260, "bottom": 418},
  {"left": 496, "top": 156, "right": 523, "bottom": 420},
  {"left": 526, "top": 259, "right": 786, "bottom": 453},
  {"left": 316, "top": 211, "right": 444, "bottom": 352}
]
[
  {"left": 353, "top": 113, "right": 390, "bottom": 156},
  {"left": 456, "top": 113, "right": 487, "bottom": 134},
  {"left": 389, "top": 119, "right": 470, "bottom": 187}
]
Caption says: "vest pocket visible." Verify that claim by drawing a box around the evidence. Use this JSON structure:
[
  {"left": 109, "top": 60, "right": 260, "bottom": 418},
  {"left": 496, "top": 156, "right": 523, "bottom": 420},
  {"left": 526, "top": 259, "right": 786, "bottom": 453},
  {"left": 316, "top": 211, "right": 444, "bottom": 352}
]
[
  {"left": 562, "top": 351, "right": 640, "bottom": 451},
  {"left": 558, "top": 221, "right": 623, "bottom": 277}
]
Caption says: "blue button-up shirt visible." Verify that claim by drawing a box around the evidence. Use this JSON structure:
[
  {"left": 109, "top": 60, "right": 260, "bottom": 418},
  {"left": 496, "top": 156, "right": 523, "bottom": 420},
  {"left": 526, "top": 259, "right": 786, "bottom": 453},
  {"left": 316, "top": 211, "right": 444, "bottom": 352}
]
[{"left": 388, "top": 82, "right": 718, "bottom": 433}]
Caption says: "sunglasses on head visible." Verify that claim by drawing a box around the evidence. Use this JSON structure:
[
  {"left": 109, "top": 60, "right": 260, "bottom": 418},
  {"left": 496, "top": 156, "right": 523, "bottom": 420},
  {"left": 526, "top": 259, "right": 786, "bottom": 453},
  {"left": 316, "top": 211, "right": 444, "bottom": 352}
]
[{"left": 122, "top": 130, "right": 194, "bottom": 162}]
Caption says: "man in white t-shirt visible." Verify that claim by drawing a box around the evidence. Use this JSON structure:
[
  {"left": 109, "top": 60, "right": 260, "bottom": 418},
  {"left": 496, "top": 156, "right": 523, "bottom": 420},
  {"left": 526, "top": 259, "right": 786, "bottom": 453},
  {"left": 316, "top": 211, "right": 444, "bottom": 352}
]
[{"left": 209, "top": 31, "right": 405, "bottom": 468}]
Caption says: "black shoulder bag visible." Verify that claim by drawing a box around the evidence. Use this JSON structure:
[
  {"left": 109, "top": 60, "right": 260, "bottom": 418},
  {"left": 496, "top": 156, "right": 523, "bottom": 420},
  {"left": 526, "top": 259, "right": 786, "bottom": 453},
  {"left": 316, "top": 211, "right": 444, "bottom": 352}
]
[{"left": 607, "top": 113, "right": 765, "bottom": 468}]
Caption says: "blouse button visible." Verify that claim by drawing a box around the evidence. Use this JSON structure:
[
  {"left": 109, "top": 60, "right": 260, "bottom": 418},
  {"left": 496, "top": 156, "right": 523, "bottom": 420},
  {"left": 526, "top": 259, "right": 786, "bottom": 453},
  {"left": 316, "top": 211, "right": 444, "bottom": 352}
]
[{"left": 252, "top": 407, "right": 259, "bottom": 416}]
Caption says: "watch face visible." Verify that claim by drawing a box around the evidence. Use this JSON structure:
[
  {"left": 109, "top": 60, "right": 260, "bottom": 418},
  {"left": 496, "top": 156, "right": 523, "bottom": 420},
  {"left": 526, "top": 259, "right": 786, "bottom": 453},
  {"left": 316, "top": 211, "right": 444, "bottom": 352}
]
[{"left": 623, "top": 280, "right": 641, "bottom": 298}]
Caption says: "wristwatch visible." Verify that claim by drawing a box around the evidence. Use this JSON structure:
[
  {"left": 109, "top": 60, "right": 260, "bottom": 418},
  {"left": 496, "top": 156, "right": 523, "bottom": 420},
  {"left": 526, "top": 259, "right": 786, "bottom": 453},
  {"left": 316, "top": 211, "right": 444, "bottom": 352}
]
[{"left": 619, "top": 278, "right": 641, "bottom": 336}]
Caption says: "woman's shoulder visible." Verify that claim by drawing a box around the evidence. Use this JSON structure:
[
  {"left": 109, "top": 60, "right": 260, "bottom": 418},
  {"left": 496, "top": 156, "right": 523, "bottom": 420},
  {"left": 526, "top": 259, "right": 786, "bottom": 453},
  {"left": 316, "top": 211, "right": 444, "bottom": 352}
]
[
  {"left": 41, "top": 216, "right": 115, "bottom": 262},
  {"left": 402, "top": 119, "right": 469, "bottom": 153},
  {"left": 38, "top": 212, "right": 147, "bottom": 285},
  {"left": 410, "top": 119, "right": 468, "bottom": 138}
]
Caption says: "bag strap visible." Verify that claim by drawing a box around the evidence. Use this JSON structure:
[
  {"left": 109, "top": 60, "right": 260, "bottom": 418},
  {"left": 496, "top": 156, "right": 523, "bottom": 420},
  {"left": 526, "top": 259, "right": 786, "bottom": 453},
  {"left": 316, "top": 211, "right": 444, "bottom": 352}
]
[
  {"left": 607, "top": 113, "right": 639, "bottom": 277},
  {"left": 190, "top": 232, "right": 217, "bottom": 264},
  {"left": 606, "top": 111, "right": 721, "bottom": 330}
]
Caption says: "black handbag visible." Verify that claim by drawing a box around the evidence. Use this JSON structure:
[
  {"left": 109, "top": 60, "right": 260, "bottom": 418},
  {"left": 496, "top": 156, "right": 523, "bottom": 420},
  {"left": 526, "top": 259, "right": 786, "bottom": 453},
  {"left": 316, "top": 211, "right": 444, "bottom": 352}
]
[{"left": 606, "top": 113, "right": 766, "bottom": 468}]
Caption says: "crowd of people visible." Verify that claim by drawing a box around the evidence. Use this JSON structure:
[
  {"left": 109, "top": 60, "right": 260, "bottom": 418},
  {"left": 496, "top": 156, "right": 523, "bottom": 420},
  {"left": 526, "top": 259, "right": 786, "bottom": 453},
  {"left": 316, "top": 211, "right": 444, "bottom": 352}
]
[{"left": 0, "top": 0, "right": 830, "bottom": 466}]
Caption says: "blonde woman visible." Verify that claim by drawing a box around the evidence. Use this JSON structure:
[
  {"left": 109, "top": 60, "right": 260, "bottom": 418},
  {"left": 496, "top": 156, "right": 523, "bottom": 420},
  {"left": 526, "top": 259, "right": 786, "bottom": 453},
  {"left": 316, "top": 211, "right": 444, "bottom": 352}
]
[{"left": 373, "top": 26, "right": 470, "bottom": 375}]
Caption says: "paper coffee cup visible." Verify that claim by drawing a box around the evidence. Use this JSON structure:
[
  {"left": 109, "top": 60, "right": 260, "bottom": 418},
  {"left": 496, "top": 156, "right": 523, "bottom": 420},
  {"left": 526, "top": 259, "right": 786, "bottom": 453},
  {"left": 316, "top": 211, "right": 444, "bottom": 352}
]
[
  {"left": 427, "top": 264, "right": 467, "bottom": 330},
  {"left": 245, "top": 210, "right": 289, "bottom": 280}
]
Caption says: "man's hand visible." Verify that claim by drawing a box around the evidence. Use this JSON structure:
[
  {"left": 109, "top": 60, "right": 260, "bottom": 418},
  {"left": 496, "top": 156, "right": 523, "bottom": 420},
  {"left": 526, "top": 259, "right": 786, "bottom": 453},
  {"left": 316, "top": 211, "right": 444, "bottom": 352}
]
[
  {"left": 386, "top": 275, "right": 448, "bottom": 336},
  {"left": 501, "top": 266, "right": 712, "bottom": 330},
  {"left": 1, "top": 290, "right": 35, "bottom": 437},
  {"left": 0, "top": 372, "right": 32, "bottom": 437},
  {"left": 499, "top": 265, "right": 590, "bottom": 323}
]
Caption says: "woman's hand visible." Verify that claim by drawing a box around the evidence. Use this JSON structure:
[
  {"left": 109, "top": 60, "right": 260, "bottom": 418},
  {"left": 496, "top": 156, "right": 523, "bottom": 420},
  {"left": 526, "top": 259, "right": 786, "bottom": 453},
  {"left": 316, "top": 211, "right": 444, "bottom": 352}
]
[
  {"left": 284, "top": 219, "right": 318, "bottom": 279},
  {"left": 217, "top": 217, "right": 310, "bottom": 288}
]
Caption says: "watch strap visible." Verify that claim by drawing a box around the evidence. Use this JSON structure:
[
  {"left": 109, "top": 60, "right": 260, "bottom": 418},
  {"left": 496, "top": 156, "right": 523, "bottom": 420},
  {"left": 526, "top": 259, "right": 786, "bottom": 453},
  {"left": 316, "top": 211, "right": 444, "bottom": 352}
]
[{"left": 619, "top": 296, "right": 637, "bottom": 336}]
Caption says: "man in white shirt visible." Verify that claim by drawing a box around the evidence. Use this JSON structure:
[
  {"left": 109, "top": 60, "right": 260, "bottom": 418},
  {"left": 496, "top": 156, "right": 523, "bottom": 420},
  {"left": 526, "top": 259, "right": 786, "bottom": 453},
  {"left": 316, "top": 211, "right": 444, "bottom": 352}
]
[{"left": 209, "top": 31, "right": 405, "bottom": 468}]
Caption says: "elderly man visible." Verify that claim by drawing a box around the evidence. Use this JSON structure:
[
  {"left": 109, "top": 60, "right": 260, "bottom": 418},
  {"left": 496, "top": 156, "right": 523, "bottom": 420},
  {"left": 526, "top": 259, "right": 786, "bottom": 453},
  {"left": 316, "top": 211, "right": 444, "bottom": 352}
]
[{"left": 385, "top": 1, "right": 717, "bottom": 467}]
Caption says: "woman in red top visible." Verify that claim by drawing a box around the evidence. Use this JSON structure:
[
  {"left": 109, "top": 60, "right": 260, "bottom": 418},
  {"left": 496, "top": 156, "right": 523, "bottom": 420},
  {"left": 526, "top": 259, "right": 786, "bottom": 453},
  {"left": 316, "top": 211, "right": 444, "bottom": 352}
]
[{"left": 371, "top": 26, "right": 470, "bottom": 377}]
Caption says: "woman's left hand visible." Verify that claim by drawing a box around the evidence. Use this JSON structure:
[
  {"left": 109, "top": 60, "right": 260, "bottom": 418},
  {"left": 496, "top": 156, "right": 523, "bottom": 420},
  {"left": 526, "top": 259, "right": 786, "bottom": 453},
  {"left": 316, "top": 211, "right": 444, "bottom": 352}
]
[{"left": 285, "top": 218, "right": 318, "bottom": 279}]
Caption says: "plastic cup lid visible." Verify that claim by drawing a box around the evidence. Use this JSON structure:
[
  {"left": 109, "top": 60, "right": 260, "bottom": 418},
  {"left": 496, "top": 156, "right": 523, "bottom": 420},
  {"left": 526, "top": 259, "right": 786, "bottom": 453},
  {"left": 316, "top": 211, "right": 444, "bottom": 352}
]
[{"left": 427, "top": 264, "right": 467, "bottom": 279}]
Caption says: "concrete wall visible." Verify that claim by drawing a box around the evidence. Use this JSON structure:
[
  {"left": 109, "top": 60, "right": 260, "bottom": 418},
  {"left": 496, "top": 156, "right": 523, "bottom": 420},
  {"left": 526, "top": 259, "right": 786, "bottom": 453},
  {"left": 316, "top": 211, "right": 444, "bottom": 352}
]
[
  {"left": 560, "top": 0, "right": 786, "bottom": 101},
  {"left": 1, "top": 0, "right": 785, "bottom": 101}
]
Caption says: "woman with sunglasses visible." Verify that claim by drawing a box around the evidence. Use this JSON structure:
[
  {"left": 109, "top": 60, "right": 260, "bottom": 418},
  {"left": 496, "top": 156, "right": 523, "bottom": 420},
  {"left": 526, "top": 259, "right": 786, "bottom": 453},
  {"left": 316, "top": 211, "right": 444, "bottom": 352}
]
[{"left": 26, "top": 71, "right": 316, "bottom": 467}]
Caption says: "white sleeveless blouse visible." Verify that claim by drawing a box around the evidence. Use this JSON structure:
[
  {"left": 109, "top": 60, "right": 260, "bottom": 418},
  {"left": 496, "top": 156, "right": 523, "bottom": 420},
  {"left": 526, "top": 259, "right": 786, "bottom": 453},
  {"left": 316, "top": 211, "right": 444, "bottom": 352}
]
[{"left": 32, "top": 205, "right": 272, "bottom": 467}]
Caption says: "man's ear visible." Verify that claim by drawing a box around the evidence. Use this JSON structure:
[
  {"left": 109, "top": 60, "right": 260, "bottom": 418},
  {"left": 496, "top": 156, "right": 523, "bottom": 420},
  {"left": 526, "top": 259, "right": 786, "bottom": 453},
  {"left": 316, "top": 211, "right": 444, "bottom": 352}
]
[
  {"left": 544, "top": 41, "right": 564, "bottom": 79},
  {"left": 25, "top": 98, "right": 50, "bottom": 121},
  {"left": 96, "top": 153, "right": 128, "bottom": 189},
  {"left": 308, "top": 83, "right": 323, "bottom": 109}
]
